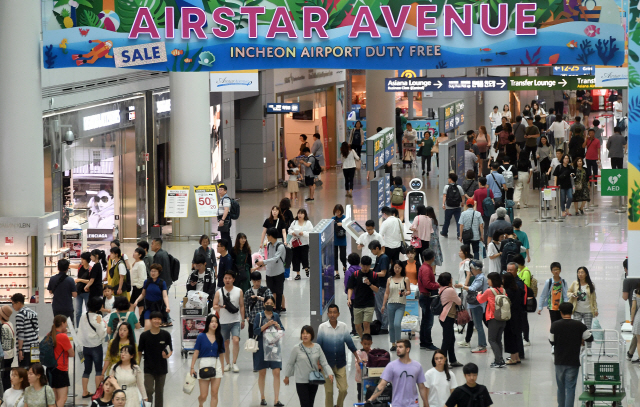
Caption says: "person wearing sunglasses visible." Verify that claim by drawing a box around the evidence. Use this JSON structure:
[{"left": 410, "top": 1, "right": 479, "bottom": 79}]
[{"left": 87, "top": 190, "right": 115, "bottom": 230}]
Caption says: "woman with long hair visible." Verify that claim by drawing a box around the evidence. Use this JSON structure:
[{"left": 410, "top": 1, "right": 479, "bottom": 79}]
[
  {"left": 340, "top": 142, "right": 360, "bottom": 197},
  {"left": 74, "top": 252, "right": 92, "bottom": 326},
  {"left": 382, "top": 261, "right": 410, "bottom": 350},
  {"left": 132, "top": 264, "right": 170, "bottom": 330},
  {"left": 502, "top": 273, "right": 524, "bottom": 365},
  {"left": 108, "top": 247, "right": 128, "bottom": 298},
  {"left": 260, "top": 206, "right": 287, "bottom": 249},
  {"left": 232, "top": 233, "right": 252, "bottom": 293},
  {"left": 425, "top": 206, "right": 443, "bottom": 272},
  {"left": 514, "top": 149, "right": 533, "bottom": 209},
  {"left": 410, "top": 205, "right": 433, "bottom": 261},
  {"left": 129, "top": 248, "right": 147, "bottom": 314},
  {"left": 502, "top": 104, "right": 511, "bottom": 122},
  {"left": 111, "top": 345, "right": 146, "bottom": 407},
  {"left": 88, "top": 249, "right": 107, "bottom": 300},
  {"left": 279, "top": 198, "right": 294, "bottom": 230},
  {"left": 90, "top": 377, "right": 119, "bottom": 407},
  {"left": 102, "top": 322, "right": 137, "bottom": 377},
  {"left": 568, "top": 267, "right": 598, "bottom": 352},
  {"left": 537, "top": 135, "right": 553, "bottom": 175},
  {"left": 46, "top": 315, "right": 74, "bottom": 407},
  {"left": 348, "top": 121, "right": 364, "bottom": 157},
  {"left": 253, "top": 296, "right": 285, "bottom": 406},
  {"left": 572, "top": 157, "right": 590, "bottom": 215},
  {"left": 288, "top": 209, "right": 314, "bottom": 280},
  {"left": 23, "top": 364, "right": 55, "bottom": 407},
  {"left": 477, "top": 272, "right": 507, "bottom": 368},
  {"left": 190, "top": 314, "right": 225, "bottom": 407},
  {"left": 4, "top": 367, "right": 29, "bottom": 407},
  {"left": 77, "top": 297, "right": 107, "bottom": 398},
  {"left": 332, "top": 204, "right": 348, "bottom": 278},
  {"left": 437, "top": 273, "right": 462, "bottom": 368},
  {"left": 424, "top": 350, "right": 458, "bottom": 407},
  {"left": 457, "top": 245, "right": 475, "bottom": 348},
  {"left": 476, "top": 126, "right": 489, "bottom": 172},
  {"left": 553, "top": 154, "right": 576, "bottom": 217}
]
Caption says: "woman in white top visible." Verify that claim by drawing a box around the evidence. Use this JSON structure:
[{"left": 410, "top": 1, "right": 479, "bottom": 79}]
[
  {"left": 489, "top": 106, "right": 502, "bottom": 130},
  {"left": 548, "top": 114, "right": 570, "bottom": 147},
  {"left": 486, "top": 230, "right": 503, "bottom": 275},
  {"left": 531, "top": 101, "right": 547, "bottom": 121},
  {"left": 502, "top": 104, "right": 512, "bottom": 122},
  {"left": 4, "top": 367, "right": 29, "bottom": 407},
  {"left": 129, "top": 248, "right": 147, "bottom": 314},
  {"left": 77, "top": 297, "right": 107, "bottom": 398},
  {"left": 381, "top": 261, "right": 410, "bottom": 350},
  {"left": 424, "top": 350, "right": 458, "bottom": 407},
  {"left": 434, "top": 134, "right": 448, "bottom": 167},
  {"left": 110, "top": 345, "right": 147, "bottom": 407},
  {"left": 286, "top": 160, "right": 300, "bottom": 201},
  {"left": 287, "top": 209, "right": 314, "bottom": 280},
  {"left": 340, "top": 142, "right": 360, "bottom": 198},
  {"left": 568, "top": 267, "right": 598, "bottom": 351}
]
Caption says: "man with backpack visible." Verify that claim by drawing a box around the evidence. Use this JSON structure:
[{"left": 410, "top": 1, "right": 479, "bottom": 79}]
[
  {"left": 538, "top": 262, "right": 569, "bottom": 353},
  {"left": 499, "top": 157, "right": 515, "bottom": 202},
  {"left": 441, "top": 173, "right": 465, "bottom": 239},
  {"left": 473, "top": 177, "right": 495, "bottom": 241},
  {"left": 151, "top": 238, "right": 173, "bottom": 324},
  {"left": 47, "top": 259, "right": 77, "bottom": 322},
  {"left": 254, "top": 228, "right": 287, "bottom": 313},
  {"left": 487, "top": 163, "right": 507, "bottom": 207},
  {"left": 347, "top": 256, "right": 380, "bottom": 337},
  {"left": 445, "top": 363, "right": 493, "bottom": 407},
  {"left": 300, "top": 147, "right": 318, "bottom": 202},
  {"left": 187, "top": 254, "right": 216, "bottom": 313},
  {"left": 217, "top": 184, "right": 235, "bottom": 243},
  {"left": 499, "top": 227, "right": 522, "bottom": 273},
  {"left": 458, "top": 198, "right": 484, "bottom": 260}
]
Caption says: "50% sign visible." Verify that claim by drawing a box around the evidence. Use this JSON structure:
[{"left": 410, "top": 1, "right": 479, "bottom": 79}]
[{"left": 194, "top": 185, "right": 219, "bottom": 218}]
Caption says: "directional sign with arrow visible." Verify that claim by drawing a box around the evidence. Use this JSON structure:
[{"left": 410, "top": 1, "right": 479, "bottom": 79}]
[{"left": 385, "top": 77, "right": 509, "bottom": 92}]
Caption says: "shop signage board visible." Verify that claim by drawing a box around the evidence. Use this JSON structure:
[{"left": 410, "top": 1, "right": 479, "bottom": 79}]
[
  {"left": 194, "top": 185, "right": 219, "bottom": 217},
  {"left": 601, "top": 169, "right": 627, "bottom": 197},
  {"left": 165, "top": 186, "right": 190, "bottom": 218},
  {"left": 594, "top": 67, "right": 629, "bottom": 88},
  {"left": 366, "top": 132, "right": 387, "bottom": 172},
  {"left": 507, "top": 75, "right": 625, "bottom": 90},
  {"left": 42, "top": 2, "right": 624, "bottom": 71},
  {"left": 210, "top": 71, "right": 259, "bottom": 92},
  {"left": 552, "top": 66, "right": 594, "bottom": 76},
  {"left": 438, "top": 100, "right": 462, "bottom": 135},
  {"left": 266, "top": 103, "right": 300, "bottom": 114},
  {"left": 385, "top": 77, "right": 508, "bottom": 92},
  {"left": 383, "top": 129, "right": 395, "bottom": 167}
]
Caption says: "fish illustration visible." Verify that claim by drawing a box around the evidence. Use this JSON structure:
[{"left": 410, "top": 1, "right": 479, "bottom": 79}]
[
  {"left": 184, "top": 58, "right": 192, "bottom": 63},
  {"left": 584, "top": 25, "right": 600, "bottom": 37},
  {"left": 79, "top": 28, "right": 90, "bottom": 37},
  {"left": 480, "top": 59, "right": 492, "bottom": 62},
  {"left": 480, "top": 48, "right": 492, "bottom": 52},
  {"left": 171, "top": 49, "right": 184, "bottom": 57},
  {"left": 495, "top": 52, "right": 508, "bottom": 55},
  {"left": 567, "top": 40, "right": 578, "bottom": 48}
]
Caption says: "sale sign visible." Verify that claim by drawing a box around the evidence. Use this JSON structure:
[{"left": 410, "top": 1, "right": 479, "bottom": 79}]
[{"left": 194, "top": 185, "right": 219, "bottom": 218}]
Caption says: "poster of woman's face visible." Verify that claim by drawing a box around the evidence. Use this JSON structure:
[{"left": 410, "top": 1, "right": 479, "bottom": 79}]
[
  {"left": 183, "top": 318, "right": 205, "bottom": 340},
  {"left": 73, "top": 172, "right": 115, "bottom": 241}
]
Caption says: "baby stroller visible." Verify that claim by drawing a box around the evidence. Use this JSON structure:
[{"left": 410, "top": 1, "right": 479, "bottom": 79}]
[{"left": 402, "top": 143, "right": 415, "bottom": 168}]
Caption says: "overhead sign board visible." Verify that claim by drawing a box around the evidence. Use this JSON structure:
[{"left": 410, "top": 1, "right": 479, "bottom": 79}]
[
  {"left": 42, "top": 3, "right": 624, "bottom": 71},
  {"left": 385, "top": 77, "right": 508, "bottom": 92},
  {"left": 194, "top": 185, "right": 219, "bottom": 218},
  {"left": 506, "top": 75, "right": 625, "bottom": 90},
  {"left": 164, "top": 186, "right": 190, "bottom": 218},
  {"left": 552, "top": 65, "right": 594, "bottom": 76},
  {"left": 439, "top": 100, "right": 463, "bottom": 135},
  {"left": 266, "top": 103, "right": 300, "bottom": 114},
  {"left": 210, "top": 71, "right": 259, "bottom": 92},
  {"left": 595, "top": 67, "right": 629, "bottom": 88}
]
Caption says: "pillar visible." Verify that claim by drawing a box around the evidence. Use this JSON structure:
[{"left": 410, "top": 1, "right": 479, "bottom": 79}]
[
  {"left": 169, "top": 72, "right": 211, "bottom": 236},
  {"left": 0, "top": 0, "right": 45, "bottom": 217},
  {"left": 366, "top": 70, "right": 396, "bottom": 137}
]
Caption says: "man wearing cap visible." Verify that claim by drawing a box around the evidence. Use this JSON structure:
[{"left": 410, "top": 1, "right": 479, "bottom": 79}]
[
  {"left": 458, "top": 199, "right": 484, "bottom": 259},
  {"left": 0, "top": 305, "right": 15, "bottom": 389},
  {"left": 216, "top": 238, "right": 233, "bottom": 289}
]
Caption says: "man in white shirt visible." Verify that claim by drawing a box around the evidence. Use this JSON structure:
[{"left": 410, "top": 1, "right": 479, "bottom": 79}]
[
  {"left": 546, "top": 149, "right": 564, "bottom": 186},
  {"left": 213, "top": 270, "right": 245, "bottom": 373},
  {"left": 356, "top": 220, "right": 385, "bottom": 265},
  {"left": 489, "top": 106, "right": 502, "bottom": 130},
  {"left": 613, "top": 98, "right": 623, "bottom": 129},
  {"left": 379, "top": 207, "right": 403, "bottom": 263}
]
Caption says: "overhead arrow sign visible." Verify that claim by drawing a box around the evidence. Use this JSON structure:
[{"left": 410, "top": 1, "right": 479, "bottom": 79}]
[
  {"left": 559, "top": 78, "right": 568, "bottom": 87},
  {"left": 385, "top": 76, "right": 511, "bottom": 92},
  {"left": 436, "top": 80, "right": 442, "bottom": 89},
  {"left": 497, "top": 79, "right": 506, "bottom": 88}
]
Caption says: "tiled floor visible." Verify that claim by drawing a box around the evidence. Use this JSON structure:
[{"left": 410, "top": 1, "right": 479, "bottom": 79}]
[{"left": 69, "top": 149, "right": 636, "bottom": 407}]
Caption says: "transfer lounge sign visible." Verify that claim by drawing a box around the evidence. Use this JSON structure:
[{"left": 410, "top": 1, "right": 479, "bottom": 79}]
[{"left": 42, "top": 1, "right": 624, "bottom": 71}]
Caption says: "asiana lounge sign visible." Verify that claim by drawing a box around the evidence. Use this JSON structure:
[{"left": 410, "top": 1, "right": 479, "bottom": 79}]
[{"left": 43, "top": 0, "right": 624, "bottom": 71}]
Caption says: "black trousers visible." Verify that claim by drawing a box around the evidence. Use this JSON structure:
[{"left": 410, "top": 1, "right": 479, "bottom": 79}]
[
  {"left": 18, "top": 351, "right": 32, "bottom": 368},
  {"left": 351, "top": 144, "right": 362, "bottom": 158},
  {"left": 440, "top": 316, "right": 458, "bottom": 363},
  {"left": 349, "top": 305, "right": 357, "bottom": 334},
  {"left": 385, "top": 247, "right": 401, "bottom": 263},
  {"left": 419, "top": 241, "right": 430, "bottom": 263},
  {"left": 611, "top": 157, "right": 624, "bottom": 169},
  {"left": 343, "top": 168, "right": 356, "bottom": 191},
  {"left": 292, "top": 245, "right": 310, "bottom": 272},
  {"left": 266, "top": 273, "right": 285, "bottom": 312},
  {"left": 2, "top": 358, "right": 13, "bottom": 390},
  {"left": 586, "top": 159, "right": 599, "bottom": 181},
  {"left": 421, "top": 155, "right": 432, "bottom": 173},
  {"left": 334, "top": 245, "right": 347, "bottom": 272},
  {"left": 522, "top": 310, "right": 530, "bottom": 342},
  {"left": 296, "top": 383, "right": 319, "bottom": 407}
]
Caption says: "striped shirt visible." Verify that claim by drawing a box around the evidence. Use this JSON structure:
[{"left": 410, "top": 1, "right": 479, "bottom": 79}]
[{"left": 16, "top": 307, "right": 39, "bottom": 351}]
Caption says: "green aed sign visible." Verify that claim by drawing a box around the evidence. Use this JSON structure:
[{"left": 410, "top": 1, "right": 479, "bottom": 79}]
[{"left": 601, "top": 169, "right": 627, "bottom": 196}]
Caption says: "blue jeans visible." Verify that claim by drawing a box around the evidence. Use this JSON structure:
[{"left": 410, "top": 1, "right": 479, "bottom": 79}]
[
  {"left": 387, "top": 303, "right": 406, "bottom": 344},
  {"left": 75, "top": 292, "right": 89, "bottom": 326},
  {"left": 559, "top": 188, "right": 573, "bottom": 212},
  {"left": 374, "top": 287, "right": 388, "bottom": 330},
  {"left": 555, "top": 365, "right": 580, "bottom": 407},
  {"left": 442, "top": 207, "right": 461, "bottom": 237},
  {"left": 82, "top": 345, "right": 103, "bottom": 379},
  {"left": 419, "top": 295, "right": 435, "bottom": 347},
  {"left": 469, "top": 306, "right": 487, "bottom": 347}
]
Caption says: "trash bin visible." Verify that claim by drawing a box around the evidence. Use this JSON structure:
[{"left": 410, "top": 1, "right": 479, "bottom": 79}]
[{"left": 150, "top": 224, "right": 162, "bottom": 239}]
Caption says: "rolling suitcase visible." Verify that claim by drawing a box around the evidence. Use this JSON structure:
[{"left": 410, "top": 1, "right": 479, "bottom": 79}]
[{"left": 532, "top": 170, "right": 541, "bottom": 190}]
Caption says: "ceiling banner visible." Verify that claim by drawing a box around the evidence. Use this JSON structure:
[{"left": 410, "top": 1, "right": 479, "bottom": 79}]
[{"left": 43, "top": 1, "right": 625, "bottom": 71}]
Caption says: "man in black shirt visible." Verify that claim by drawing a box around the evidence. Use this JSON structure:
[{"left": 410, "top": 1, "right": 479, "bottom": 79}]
[
  {"left": 445, "top": 363, "right": 493, "bottom": 407},
  {"left": 138, "top": 311, "right": 173, "bottom": 407},
  {"left": 347, "top": 256, "right": 379, "bottom": 337},
  {"left": 550, "top": 302, "right": 593, "bottom": 407},
  {"left": 369, "top": 241, "right": 390, "bottom": 335}
]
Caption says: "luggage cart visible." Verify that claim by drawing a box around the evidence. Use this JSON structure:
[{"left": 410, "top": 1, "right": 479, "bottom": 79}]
[
  {"left": 578, "top": 329, "right": 626, "bottom": 407},
  {"left": 401, "top": 287, "right": 420, "bottom": 339},
  {"left": 180, "top": 303, "right": 208, "bottom": 359},
  {"left": 358, "top": 364, "right": 388, "bottom": 404}
]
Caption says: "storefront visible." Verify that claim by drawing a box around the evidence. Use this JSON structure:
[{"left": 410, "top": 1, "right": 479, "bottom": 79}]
[{"left": 43, "top": 96, "right": 148, "bottom": 242}]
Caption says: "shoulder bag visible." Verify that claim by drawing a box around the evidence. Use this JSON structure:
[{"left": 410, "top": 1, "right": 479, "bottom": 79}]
[
  {"left": 198, "top": 338, "right": 219, "bottom": 379},
  {"left": 396, "top": 218, "right": 409, "bottom": 254},
  {"left": 244, "top": 313, "right": 261, "bottom": 353},
  {"left": 461, "top": 211, "right": 475, "bottom": 243},
  {"left": 300, "top": 344, "right": 325, "bottom": 385}
]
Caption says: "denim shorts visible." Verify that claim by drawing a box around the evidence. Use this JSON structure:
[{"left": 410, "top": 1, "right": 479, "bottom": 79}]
[
  {"left": 82, "top": 345, "right": 103, "bottom": 378},
  {"left": 221, "top": 322, "right": 241, "bottom": 340}
]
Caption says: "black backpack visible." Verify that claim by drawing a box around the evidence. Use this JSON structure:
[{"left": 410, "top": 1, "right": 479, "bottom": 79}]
[
  {"left": 311, "top": 156, "right": 322, "bottom": 175},
  {"left": 500, "top": 238, "right": 521, "bottom": 272},
  {"left": 275, "top": 243, "right": 293, "bottom": 269},
  {"left": 445, "top": 184, "right": 462, "bottom": 207},
  {"left": 459, "top": 384, "right": 487, "bottom": 407},
  {"left": 168, "top": 253, "right": 180, "bottom": 282}
]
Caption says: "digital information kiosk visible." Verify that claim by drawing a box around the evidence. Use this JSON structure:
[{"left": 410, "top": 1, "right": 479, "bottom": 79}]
[
  {"left": 308, "top": 219, "right": 336, "bottom": 333},
  {"left": 404, "top": 178, "right": 427, "bottom": 238}
]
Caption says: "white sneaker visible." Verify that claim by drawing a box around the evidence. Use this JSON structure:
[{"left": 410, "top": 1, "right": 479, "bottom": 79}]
[
  {"left": 232, "top": 364, "right": 240, "bottom": 373},
  {"left": 458, "top": 341, "right": 471, "bottom": 347},
  {"left": 523, "top": 340, "right": 531, "bottom": 347},
  {"left": 551, "top": 346, "right": 555, "bottom": 354},
  {"left": 224, "top": 364, "right": 231, "bottom": 372}
]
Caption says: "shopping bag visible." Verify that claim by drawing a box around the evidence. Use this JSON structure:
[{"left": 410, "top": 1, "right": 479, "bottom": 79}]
[
  {"left": 591, "top": 318, "right": 604, "bottom": 342},
  {"left": 263, "top": 327, "right": 285, "bottom": 362},
  {"left": 183, "top": 372, "right": 197, "bottom": 395}
]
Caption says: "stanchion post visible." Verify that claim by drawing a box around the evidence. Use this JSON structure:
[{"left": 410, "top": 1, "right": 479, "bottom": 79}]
[
  {"left": 552, "top": 187, "right": 564, "bottom": 222},
  {"left": 615, "top": 195, "right": 627, "bottom": 214},
  {"left": 592, "top": 175, "right": 600, "bottom": 208},
  {"left": 536, "top": 190, "right": 548, "bottom": 222}
]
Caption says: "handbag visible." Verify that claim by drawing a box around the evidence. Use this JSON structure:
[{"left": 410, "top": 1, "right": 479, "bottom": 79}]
[
  {"left": 461, "top": 211, "right": 475, "bottom": 243},
  {"left": 456, "top": 308, "right": 471, "bottom": 326},
  {"left": 183, "top": 372, "right": 197, "bottom": 395},
  {"left": 396, "top": 218, "right": 409, "bottom": 254},
  {"left": 300, "top": 344, "right": 325, "bottom": 385},
  {"left": 199, "top": 366, "right": 216, "bottom": 379},
  {"left": 92, "top": 380, "right": 105, "bottom": 400},
  {"left": 410, "top": 216, "right": 422, "bottom": 248},
  {"left": 244, "top": 314, "right": 261, "bottom": 353},
  {"left": 291, "top": 238, "right": 302, "bottom": 248}
]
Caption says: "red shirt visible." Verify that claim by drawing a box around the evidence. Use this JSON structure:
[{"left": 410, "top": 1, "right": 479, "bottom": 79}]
[
  {"left": 418, "top": 263, "right": 440, "bottom": 295},
  {"left": 54, "top": 332, "right": 72, "bottom": 371},
  {"left": 585, "top": 138, "right": 600, "bottom": 160},
  {"left": 473, "top": 187, "right": 494, "bottom": 216}
]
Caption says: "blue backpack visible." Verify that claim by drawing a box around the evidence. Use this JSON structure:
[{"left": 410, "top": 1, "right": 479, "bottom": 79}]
[{"left": 482, "top": 197, "right": 495, "bottom": 217}]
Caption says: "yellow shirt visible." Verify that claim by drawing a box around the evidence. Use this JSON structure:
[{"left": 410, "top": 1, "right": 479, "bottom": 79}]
[{"left": 104, "top": 340, "right": 139, "bottom": 375}]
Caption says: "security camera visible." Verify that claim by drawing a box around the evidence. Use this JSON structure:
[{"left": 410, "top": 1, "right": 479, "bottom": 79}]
[{"left": 63, "top": 129, "right": 75, "bottom": 145}]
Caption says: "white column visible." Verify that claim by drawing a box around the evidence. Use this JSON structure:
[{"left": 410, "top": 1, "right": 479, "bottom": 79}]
[
  {"left": 366, "top": 70, "right": 396, "bottom": 137},
  {"left": 0, "top": 0, "right": 45, "bottom": 217},
  {"left": 169, "top": 72, "right": 211, "bottom": 236}
]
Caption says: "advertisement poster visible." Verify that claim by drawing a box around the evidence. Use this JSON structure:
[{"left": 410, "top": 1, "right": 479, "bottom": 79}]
[
  {"left": 165, "top": 186, "right": 190, "bottom": 218},
  {"left": 194, "top": 185, "right": 219, "bottom": 218},
  {"left": 210, "top": 104, "right": 222, "bottom": 184},
  {"left": 183, "top": 318, "right": 206, "bottom": 341},
  {"left": 409, "top": 120, "right": 439, "bottom": 140},
  {"left": 73, "top": 168, "right": 114, "bottom": 241},
  {"left": 456, "top": 137, "right": 466, "bottom": 184},
  {"left": 42, "top": 2, "right": 624, "bottom": 71}
]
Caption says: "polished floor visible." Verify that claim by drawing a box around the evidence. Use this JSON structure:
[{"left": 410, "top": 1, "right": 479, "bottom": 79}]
[{"left": 70, "top": 150, "right": 636, "bottom": 407}]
